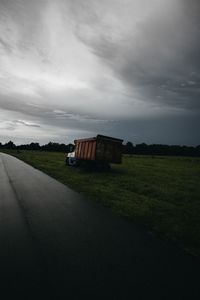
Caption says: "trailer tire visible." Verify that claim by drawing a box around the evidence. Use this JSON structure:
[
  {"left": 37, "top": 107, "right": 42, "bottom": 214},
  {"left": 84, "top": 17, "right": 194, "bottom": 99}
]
[
  {"left": 65, "top": 157, "right": 69, "bottom": 166},
  {"left": 95, "top": 162, "right": 110, "bottom": 172}
]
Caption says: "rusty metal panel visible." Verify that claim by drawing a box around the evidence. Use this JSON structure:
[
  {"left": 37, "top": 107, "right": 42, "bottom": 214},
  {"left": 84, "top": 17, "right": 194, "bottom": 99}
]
[
  {"left": 75, "top": 140, "right": 96, "bottom": 161},
  {"left": 82, "top": 142, "right": 86, "bottom": 159},
  {"left": 96, "top": 139, "right": 122, "bottom": 163},
  {"left": 79, "top": 142, "right": 83, "bottom": 158},
  {"left": 77, "top": 142, "right": 80, "bottom": 157},
  {"left": 91, "top": 141, "right": 96, "bottom": 160},
  {"left": 74, "top": 135, "right": 123, "bottom": 163},
  {"left": 79, "top": 142, "right": 82, "bottom": 157},
  {"left": 87, "top": 142, "right": 92, "bottom": 159},
  {"left": 85, "top": 142, "right": 89, "bottom": 159}
]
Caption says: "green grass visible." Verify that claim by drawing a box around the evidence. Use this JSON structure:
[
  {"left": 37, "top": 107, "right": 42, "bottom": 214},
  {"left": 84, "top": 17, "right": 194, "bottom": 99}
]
[{"left": 3, "top": 150, "right": 200, "bottom": 256}]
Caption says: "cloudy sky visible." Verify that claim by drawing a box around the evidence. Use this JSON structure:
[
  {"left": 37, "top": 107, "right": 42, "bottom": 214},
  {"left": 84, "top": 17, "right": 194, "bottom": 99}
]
[{"left": 0, "top": 0, "right": 199, "bottom": 145}]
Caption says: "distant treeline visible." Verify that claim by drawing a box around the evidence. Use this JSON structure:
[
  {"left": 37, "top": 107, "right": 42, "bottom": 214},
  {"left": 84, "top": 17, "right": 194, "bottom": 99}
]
[
  {"left": 123, "top": 142, "right": 200, "bottom": 157},
  {"left": 0, "top": 140, "right": 200, "bottom": 157},
  {"left": 0, "top": 141, "right": 75, "bottom": 153}
]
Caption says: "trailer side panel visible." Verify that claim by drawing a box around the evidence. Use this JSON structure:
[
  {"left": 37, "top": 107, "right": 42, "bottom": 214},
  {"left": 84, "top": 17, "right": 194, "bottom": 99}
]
[
  {"left": 75, "top": 140, "right": 96, "bottom": 161},
  {"left": 96, "top": 139, "right": 122, "bottom": 164},
  {"left": 74, "top": 135, "right": 123, "bottom": 163}
]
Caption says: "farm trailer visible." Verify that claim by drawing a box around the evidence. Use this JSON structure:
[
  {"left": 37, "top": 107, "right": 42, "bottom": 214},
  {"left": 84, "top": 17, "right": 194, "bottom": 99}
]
[{"left": 66, "top": 134, "right": 123, "bottom": 169}]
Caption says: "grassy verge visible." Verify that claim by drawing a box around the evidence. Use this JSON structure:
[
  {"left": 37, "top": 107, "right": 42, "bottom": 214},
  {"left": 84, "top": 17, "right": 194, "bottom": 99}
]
[{"left": 2, "top": 150, "right": 200, "bottom": 256}]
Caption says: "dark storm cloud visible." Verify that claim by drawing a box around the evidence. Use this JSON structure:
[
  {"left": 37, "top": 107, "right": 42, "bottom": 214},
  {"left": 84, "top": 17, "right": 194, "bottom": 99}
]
[
  {"left": 0, "top": 94, "right": 108, "bottom": 135},
  {"left": 0, "top": 0, "right": 200, "bottom": 145},
  {"left": 73, "top": 0, "right": 200, "bottom": 111},
  {"left": 108, "top": 112, "right": 200, "bottom": 146}
]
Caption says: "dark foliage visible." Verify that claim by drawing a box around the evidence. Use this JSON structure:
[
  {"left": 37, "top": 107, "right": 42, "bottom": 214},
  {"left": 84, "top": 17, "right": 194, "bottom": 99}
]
[
  {"left": 2, "top": 140, "right": 16, "bottom": 149},
  {"left": 0, "top": 141, "right": 75, "bottom": 153},
  {"left": 123, "top": 142, "right": 200, "bottom": 157},
  {"left": 0, "top": 140, "right": 199, "bottom": 156}
]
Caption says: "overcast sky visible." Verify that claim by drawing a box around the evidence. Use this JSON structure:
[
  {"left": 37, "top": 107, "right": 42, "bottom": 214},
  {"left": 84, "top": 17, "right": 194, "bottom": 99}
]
[{"left": 0, "top": 0, "right": 199, "bottom": 145}]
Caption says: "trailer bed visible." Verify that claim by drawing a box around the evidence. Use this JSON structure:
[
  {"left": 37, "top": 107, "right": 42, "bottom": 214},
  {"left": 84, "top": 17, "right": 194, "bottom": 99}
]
[{"left": 74, "top": 135, "right": 123, "bottom": 164}]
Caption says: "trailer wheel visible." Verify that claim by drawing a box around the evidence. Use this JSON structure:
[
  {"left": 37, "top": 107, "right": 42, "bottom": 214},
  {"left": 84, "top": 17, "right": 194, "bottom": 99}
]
[
  {"left": 96, "top": 162, "right": 111, "bottom": 171},
  {"left": 102, "top": 162, "right": 111, "bottom": 171},
  {"left": 65, "top": 157, "right": 69, "bottom": 165}
]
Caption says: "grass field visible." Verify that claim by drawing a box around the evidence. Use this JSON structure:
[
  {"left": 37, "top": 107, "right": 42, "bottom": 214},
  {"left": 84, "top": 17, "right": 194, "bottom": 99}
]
[{"left": 3, "top": 150, "right": 200, "bottom": 256}]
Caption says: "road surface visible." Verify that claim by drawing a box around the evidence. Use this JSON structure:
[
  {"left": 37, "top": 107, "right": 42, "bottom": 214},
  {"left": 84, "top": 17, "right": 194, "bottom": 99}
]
[{"left": 0, "top": 152, "right": 199, "bottom": 299}]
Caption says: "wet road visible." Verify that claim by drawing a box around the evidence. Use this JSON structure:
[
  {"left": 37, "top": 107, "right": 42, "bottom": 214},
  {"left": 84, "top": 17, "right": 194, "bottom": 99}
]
[{"left": 0, "top": 152, "right": 199, "bottom": 299}]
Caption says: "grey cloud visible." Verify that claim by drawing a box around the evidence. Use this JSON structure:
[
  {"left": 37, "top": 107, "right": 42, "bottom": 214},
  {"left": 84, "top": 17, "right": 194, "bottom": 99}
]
[
  {"left": 107, "top": 113, "right": 200, "bottom": 146},
  {"left": 0, "top": 0, "right": 48, "bottom": 62},
  {"left": 72, "top": 0, "right": 200, "bottom": 111},
  {"left": 0, "top": 119, "right": 40, "bottom": 131},
  {"left": 0, "top": 0, "right": 200, "bottom": 145},
  {"left": 0, "top": 93, "right": 109, "bottom": 135},
  {"left": 0, "top": 37, "right": 13, "bottom": 53},
  {"left": 53, "top": 110, "right": 107, "bottom": 122},
  {"left": 15, "top": 120, "right": 40, "bottom": 127}
]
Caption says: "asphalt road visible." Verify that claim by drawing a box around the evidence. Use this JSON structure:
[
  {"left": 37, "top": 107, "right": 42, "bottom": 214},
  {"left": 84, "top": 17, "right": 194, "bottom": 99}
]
[{"left": 0, "top": 152, "right": 199, "bottom": 299}]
